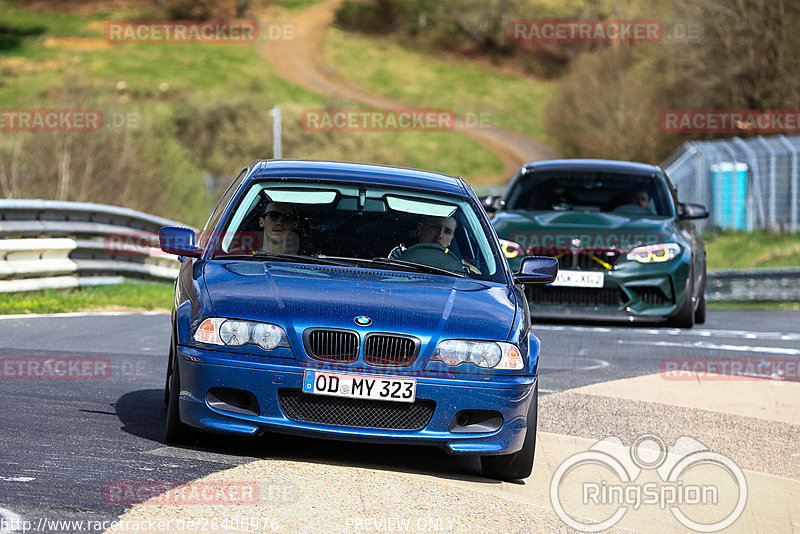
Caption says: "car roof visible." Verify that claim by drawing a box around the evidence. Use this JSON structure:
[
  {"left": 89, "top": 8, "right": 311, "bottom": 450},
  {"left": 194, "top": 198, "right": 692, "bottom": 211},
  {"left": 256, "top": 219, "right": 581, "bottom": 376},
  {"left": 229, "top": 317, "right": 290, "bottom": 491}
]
[
  {"left": 247, "top": 159, "right": 468, "bottom": 196},
  {"left": 521, "top": 159, "right": 660, "bottom": 175}
]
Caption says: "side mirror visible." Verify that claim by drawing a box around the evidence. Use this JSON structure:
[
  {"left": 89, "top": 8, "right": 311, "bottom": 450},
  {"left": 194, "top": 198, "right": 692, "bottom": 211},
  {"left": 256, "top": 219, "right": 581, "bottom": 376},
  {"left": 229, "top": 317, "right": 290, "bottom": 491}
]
[
  {"left": 513, "top": 256, "right": 558, "bottom": 285},
  {"left": 478, "top": 195, "right": 502, "bottom": 215},
  {"left": 678, "top": 202, "right": 709, "bottom": 220},
  {"left": 160, "top": 226, "right": 202, "bottom": 258}
]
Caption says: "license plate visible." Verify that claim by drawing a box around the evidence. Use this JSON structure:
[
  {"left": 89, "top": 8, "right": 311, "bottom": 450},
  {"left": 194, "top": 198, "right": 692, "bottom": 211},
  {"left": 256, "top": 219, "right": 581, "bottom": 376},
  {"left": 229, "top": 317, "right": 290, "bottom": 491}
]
[
  {"left": 302, "top": 370, "right": 416, "bottom": 403},
  {"left": 550, "top": 270, "right": 604, "bottom": 288}
]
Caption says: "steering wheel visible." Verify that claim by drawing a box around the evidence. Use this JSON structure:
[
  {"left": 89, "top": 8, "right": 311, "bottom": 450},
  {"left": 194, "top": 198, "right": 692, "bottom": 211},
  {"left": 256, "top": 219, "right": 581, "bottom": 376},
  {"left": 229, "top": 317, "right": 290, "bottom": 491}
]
[
  {"left": 400, "top": 243, "right": 464, "bottom": 272},
  {"left": 613, "top": 203, "right": 650, "bottom": 214}
]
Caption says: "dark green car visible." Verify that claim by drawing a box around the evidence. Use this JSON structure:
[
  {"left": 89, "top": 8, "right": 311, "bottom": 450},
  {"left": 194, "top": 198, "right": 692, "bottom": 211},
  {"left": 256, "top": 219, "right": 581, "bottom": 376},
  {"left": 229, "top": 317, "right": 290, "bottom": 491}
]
[{"left": 486, "top": 159, "right": 709, "bottom": 327}]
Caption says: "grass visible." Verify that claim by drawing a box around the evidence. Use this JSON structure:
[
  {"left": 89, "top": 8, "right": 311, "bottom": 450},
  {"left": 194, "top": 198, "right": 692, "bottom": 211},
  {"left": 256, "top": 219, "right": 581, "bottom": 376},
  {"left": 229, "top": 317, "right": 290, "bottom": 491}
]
[
  {"left": 0, "top": 0, "right": 503, "bottom": 182},
  {"left": 705, "top": 231, "right": 800, "bottom": 309},
  {"left": 705, "top": 231, "right": 800, "bottom": 271},
  {"left": 323, "top": 27, "right": 556, "bottom": 145},
  {"left": 0, "top": 281, "right": 173, "bottom": 315}
]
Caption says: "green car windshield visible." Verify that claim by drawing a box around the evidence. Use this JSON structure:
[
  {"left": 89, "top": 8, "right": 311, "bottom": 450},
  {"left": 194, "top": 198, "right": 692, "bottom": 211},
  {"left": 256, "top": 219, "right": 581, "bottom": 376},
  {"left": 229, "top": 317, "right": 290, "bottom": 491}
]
[
  {"left": 212, "top": 181, "right": 506, "bottom": 283},
  {"left": 506, "top": 171, "right": 674, "bottom": 216}
]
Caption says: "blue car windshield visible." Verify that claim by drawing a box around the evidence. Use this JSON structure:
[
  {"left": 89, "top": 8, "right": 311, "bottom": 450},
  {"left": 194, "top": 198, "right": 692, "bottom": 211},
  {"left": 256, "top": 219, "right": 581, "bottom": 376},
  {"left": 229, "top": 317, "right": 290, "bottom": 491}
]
[
  {"left": 506, "top": 171, "right": 674, "bottom": 216},
  {"left": 211, "top": 180, "right": 506, "bottom": 283}
]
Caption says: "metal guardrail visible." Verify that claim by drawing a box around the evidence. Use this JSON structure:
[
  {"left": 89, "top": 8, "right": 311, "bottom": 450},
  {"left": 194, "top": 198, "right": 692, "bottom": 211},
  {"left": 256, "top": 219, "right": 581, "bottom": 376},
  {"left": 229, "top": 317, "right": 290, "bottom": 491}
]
[
  {"left": 0, "top": 199, "right": 190, "bottom": 292},
  {"left": 707, "top": 268, "right": 800, "bottom": 302},
  {"left": 2, "top": 201, "right": 797, "bottom": 302}
]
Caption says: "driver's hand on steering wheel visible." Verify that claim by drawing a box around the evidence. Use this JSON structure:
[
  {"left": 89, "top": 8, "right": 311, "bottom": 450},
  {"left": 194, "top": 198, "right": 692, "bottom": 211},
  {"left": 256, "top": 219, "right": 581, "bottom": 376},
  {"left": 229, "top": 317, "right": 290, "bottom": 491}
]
[{"left": 461, "top": 259, "right": 481, "bottom": 275}]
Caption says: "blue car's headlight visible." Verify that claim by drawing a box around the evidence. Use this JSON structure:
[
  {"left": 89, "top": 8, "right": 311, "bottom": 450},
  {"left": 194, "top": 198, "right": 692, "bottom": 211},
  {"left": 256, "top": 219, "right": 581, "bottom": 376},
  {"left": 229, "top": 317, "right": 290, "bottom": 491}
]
[
  {"left": 431, "top": 340, "right": 523, "bottom": 370},
  {"left": 195, "top": 318, "right": 289, "bottom": 350},
  {"left": 626, "top": 243, "right": 680, "bottom": 263}
]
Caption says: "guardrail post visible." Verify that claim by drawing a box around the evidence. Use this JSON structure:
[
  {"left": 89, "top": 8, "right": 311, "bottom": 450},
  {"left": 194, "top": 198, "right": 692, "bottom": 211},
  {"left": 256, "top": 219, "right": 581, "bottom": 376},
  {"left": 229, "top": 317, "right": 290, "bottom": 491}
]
[
  {"left": 777, "top": 135, "right": 799, "bottom": 232},
  {"left": 756, "top": 136, "right": 778, "bottom": 230}
]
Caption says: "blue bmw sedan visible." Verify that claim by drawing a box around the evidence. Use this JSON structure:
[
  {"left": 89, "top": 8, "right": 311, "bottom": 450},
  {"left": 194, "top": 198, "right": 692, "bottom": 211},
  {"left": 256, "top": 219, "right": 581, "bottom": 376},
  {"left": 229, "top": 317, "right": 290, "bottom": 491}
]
[{"left": 159, "top": 160, "right": 557, "bottom": 480}]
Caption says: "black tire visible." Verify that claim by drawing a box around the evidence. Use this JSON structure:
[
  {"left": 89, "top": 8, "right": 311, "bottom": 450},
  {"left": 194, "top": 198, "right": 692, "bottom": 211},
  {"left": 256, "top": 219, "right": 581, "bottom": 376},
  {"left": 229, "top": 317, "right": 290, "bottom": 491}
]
[
  {"left": 481, "top": 382, "right": 537, "bottom": 480},
  {"left": 164, "top": 333, "right": 196, "bottom": 444},
  {"left": 669, "top": 289, "right": 695, "bottom": 328},
  {"left": 695, "top": 275, "right": 707, "bottom": 325},
  {"left": 669, "top": 264, "right": 696, "bottom": 329},
  {"left": 163, "top": 348, "right": 171, "bottom": 406}
]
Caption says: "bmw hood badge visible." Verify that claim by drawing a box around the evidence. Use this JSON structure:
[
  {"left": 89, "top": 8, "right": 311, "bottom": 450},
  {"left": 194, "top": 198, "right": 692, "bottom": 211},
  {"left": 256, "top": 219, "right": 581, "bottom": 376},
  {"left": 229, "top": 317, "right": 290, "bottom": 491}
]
[{"left": 354, "top": 316, "right": 372, "bottom": 326}]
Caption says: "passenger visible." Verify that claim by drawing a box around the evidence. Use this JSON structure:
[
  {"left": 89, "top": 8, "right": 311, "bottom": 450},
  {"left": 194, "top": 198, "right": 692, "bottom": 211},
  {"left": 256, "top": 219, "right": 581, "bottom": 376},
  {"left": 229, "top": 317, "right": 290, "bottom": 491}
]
[{"left": 259, "top": 202, "right": 299, "bottom": 254}]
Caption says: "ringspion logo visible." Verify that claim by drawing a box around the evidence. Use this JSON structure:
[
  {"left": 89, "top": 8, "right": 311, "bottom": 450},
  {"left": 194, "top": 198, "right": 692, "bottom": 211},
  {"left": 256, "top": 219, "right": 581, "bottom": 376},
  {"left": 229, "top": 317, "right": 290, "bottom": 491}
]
[{"left": 551, "top": 434, "right": 747, "bottom": 532}]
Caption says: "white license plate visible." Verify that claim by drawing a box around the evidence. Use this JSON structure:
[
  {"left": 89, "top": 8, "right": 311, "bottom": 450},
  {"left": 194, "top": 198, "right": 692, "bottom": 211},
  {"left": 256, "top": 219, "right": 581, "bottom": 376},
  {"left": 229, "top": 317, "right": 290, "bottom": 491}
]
[
  {"left": 302, "top": 370, "right": 416, "bottom": 403},
  {"left": 550, "top": 270, "right": 604, "bottom": 288}
]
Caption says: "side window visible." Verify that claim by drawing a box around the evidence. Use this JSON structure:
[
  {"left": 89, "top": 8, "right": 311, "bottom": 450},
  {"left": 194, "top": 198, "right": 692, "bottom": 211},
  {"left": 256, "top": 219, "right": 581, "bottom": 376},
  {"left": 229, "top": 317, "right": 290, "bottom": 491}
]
[{"left": 199, "top": 168, "right": 247, "bottom": 248}]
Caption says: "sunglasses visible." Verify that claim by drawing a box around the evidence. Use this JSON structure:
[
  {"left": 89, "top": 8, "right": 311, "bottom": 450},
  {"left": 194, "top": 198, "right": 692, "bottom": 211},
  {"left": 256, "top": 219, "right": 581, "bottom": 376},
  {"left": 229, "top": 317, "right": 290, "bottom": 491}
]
[{"left": 263, "top": 211, "right": 295, "bottom": 223}]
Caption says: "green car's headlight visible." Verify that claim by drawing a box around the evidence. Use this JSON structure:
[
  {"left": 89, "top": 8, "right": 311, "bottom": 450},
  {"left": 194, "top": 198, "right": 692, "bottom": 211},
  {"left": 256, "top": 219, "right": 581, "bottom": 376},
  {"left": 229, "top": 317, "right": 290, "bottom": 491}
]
[
  {"left": 626, "top": 243, "right": 680, "bottom": 263},
  {"left": 499, "top": 239, "right": 524, "bottom": 259}
]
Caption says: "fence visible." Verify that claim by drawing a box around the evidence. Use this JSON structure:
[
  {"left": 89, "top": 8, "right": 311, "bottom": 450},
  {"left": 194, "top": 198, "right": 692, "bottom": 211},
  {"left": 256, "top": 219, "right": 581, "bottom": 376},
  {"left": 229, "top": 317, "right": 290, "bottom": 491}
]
[
  {"left": 0, "top": 199, "right": 187, "bottom": 292},
  {"left": 662, "top": 135, "right": 800, "bottom": 232}
]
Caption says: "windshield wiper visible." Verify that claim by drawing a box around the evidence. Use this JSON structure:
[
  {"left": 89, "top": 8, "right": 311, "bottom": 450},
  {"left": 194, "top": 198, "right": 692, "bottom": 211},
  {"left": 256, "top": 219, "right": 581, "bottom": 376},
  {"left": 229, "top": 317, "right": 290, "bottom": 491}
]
[
  {"left": 369, "top": 257, "right": 466, "bottom": 278},
  {"left": 216, "top": 252, "right": 358, "bottom": 267}
]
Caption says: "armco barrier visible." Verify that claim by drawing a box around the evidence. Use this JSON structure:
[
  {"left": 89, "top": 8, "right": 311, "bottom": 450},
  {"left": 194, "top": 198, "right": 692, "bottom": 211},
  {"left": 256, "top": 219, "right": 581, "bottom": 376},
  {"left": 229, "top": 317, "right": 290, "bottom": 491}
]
[
  {"left": 1, "top": 200, "right": 797, "bottom": 301},
  {"left": 0, "top": 199, "right": 190, "bottom": 292},
  {"left": 707, "top": 267, "right": 800, "bottom": 302}
]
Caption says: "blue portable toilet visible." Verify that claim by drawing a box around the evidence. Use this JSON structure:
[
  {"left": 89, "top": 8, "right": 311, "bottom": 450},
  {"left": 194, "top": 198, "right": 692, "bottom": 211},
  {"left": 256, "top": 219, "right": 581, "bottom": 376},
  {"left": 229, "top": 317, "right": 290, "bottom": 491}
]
[{"left": 710, "top": 162, "right": 748, "bottom": 230}]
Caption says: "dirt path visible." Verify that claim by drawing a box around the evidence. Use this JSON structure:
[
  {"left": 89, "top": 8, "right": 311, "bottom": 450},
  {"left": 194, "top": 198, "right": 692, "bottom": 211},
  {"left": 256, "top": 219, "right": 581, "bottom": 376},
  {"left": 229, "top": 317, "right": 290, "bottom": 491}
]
[{"left": 259, "top": 0, "right": 559, "bottom": 183}]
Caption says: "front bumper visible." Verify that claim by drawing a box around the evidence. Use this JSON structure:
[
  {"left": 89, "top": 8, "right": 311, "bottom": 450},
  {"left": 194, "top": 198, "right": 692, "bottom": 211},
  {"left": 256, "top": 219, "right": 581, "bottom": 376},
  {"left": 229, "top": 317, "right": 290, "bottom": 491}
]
[
  {"left": 175, "top": 346, "right": 537, "bottom": 455},
  {"left": 527, "top": 254, "right": 691, "bottom": 321}
]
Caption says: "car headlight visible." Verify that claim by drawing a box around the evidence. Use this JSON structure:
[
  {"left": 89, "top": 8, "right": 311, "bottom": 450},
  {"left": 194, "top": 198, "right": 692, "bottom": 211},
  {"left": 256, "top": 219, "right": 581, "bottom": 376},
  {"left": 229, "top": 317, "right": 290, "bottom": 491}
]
[
  {"left": 194, "top": 318, "right": 289, "bottom": 350},
  {"left": 431, "top": 340, "right": 523, "bottom": 370},
  {"left": 626, "top": 243, "right": 680, "bottom": 263},
  {"left": 499, "top": 239, "right": 524, "bottom": 259}
]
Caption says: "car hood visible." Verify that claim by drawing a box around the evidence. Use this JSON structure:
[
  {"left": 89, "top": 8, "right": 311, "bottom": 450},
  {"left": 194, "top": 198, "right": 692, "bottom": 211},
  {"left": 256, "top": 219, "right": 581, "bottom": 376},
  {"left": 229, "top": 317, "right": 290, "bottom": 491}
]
[
  {"left": 202, "top": 261, "right": 517, "bottom": 346},
  {"left": 493, "top": 210, "right": 677, "bottom": 253}
]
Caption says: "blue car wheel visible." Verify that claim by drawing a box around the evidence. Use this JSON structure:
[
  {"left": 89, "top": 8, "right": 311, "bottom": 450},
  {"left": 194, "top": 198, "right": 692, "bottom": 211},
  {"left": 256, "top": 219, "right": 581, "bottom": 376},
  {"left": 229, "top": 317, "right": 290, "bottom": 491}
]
[
  {"left": 164, "top": 332, "right": 196, "bottom": 444},
  {"left": 481, "top": 382, "right": 538, "bottom": 480}
]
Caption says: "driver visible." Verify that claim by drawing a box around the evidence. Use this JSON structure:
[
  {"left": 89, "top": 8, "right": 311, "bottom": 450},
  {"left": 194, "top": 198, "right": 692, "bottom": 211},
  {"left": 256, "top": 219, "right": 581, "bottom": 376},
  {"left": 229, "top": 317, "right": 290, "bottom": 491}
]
[
  {"left": 389, "top": 215, "right": 456, "bottom": 259},
  {"left": 258, "top": 201, "right": 300, "bottom": 254},
  {"left": 628, "top": 190, "right": 651, "bottom": 210},
  {"left": 389, "top": 215, "right": 480, "bottom": 274}
]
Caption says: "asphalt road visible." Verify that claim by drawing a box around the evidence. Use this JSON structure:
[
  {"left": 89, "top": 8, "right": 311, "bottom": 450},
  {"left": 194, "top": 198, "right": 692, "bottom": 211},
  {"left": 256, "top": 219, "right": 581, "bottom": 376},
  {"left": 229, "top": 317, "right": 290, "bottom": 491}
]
[{"left": 0, "top": 310, "right": 798, "bottom": 533}]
